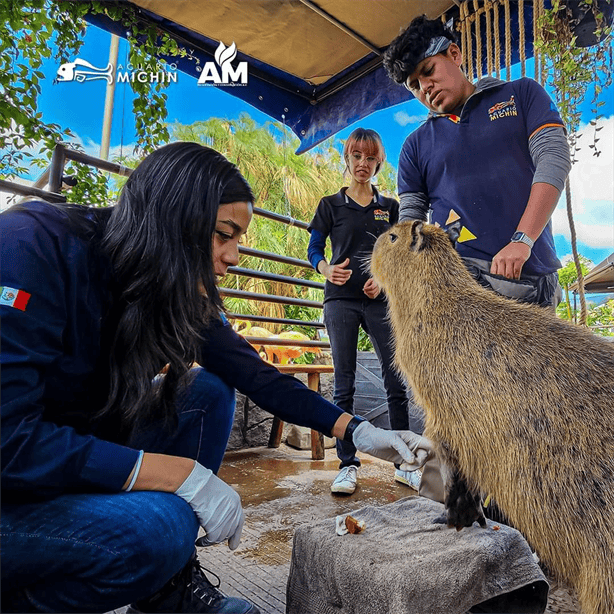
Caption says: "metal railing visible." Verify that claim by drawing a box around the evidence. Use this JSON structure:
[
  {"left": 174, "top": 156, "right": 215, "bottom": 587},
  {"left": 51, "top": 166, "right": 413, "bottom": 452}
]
[{"left": 1, "top": 144, "right": 330, "bottom": 356}]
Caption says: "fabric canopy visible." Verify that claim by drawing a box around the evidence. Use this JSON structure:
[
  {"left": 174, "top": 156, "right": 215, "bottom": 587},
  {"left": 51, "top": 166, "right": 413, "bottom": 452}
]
[{"left": 87, "top": 0, "right": 538, "bottom": 152}]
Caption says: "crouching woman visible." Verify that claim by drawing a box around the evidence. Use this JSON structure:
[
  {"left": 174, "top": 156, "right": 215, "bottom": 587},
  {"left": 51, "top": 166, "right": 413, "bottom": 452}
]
[{"left": 0, "top": 142, "right": 432, "bottom": 614}]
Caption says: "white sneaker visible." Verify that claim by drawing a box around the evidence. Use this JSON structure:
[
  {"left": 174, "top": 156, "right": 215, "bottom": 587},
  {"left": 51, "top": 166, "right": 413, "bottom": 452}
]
[
  {"left": 331, "top": 466, "right": 358, "bottom": 494},
  {"left": 394, "top": 468, "right": 421, "bottom": 491}
]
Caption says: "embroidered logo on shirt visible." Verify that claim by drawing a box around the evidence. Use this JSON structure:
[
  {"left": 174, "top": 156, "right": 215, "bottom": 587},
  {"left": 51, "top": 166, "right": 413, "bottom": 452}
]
[
  {"left": 435, "top": 114, "right": 460, "bottom": 124},
  {"left": 0, "top": 286, "right": 31, "bottom": 311},
  {"left": 488, "top": 96, "right": 517, "bottom": 121},
  {"left": 373, "top": 209, "right": 390, "bottom": 222}
]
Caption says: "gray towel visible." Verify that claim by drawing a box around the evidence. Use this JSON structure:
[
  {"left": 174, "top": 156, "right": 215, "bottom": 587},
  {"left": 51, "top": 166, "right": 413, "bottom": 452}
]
[{"left": 286, "top": 497, "right": 548, "bottom": 614}]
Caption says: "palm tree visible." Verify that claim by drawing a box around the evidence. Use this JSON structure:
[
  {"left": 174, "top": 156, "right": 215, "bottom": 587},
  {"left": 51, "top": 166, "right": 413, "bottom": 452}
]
[
  {"left": 167, "top": 117, "right": 396, "bottom": 339},
  {"left": 171, "top": 116, "right": 345, "bottom": 331}
]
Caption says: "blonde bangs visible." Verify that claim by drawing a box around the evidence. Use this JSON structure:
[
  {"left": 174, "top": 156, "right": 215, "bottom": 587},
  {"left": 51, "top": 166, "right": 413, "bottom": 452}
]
[{"left": 343, "top": 129, "right": 385, "bottom": 164}]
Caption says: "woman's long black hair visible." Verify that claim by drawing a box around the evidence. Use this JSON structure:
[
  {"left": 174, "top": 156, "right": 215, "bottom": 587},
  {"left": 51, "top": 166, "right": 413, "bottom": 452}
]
[{"left": 99, "top": 142, "right": 253, "bottom": 435}]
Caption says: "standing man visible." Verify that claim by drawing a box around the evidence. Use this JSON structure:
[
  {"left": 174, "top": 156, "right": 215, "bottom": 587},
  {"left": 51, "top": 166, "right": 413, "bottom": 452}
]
[{"left": 383, "top": 15, "right": 571, "bottom": 306}]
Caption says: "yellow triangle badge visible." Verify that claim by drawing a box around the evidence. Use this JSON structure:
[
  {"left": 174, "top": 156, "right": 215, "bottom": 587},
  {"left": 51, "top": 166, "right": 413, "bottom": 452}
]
[
  {"left": 458, "top": 226, "right": 477, "bottom": 243},
  {"left": 446, "top": 209, "right": 461, "bottom": 225}
]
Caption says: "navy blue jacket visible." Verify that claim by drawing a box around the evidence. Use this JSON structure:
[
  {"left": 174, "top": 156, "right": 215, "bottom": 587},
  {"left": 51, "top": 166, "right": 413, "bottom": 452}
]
[{"left": 1, "top": 201, "right": 343, "bottom": 502}]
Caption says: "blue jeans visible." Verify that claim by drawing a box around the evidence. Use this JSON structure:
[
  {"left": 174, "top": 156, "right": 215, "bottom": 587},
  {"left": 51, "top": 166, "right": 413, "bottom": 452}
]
[
  {"left": 324, "top": 299, "right": 424, "bottom": 469},
  {"left": 1, "top": 368, "right": 235, "bottom": 613}
]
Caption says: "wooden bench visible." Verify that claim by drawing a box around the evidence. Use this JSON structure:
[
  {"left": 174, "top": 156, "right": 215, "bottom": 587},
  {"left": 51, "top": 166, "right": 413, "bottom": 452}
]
[{"left": 267, "top": 364, "right": 335, "bottom": 460}]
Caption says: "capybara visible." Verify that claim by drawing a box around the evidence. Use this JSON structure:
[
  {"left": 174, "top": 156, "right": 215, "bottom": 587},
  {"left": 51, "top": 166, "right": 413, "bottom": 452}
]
[{"left": 370, "top": 220, "right": 614, "bottom": 614}]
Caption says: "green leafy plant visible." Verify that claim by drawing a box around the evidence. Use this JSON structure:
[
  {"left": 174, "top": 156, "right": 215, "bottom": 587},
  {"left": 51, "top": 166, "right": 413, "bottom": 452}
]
[
  {"left": 536, "top": 0, "right": 613, "bottom": 142},
  {"left": 558, "top": 297, "right": 614, "bottom": 336},
  {"left": 556, "top": 255, "right": 592, "bottom": 320},
  {"left": 357, "top": 329, "right": 374, "bottom": 352},
  {"left": 556, "top": 256, "right": 614, "bottom": 338},
  {"left": 283, "top": 305, "right": 323, "bottom": 338},
  {"left": 536, "top": 0, "right": 613, "bottom": 325},
  {"left": 1, "top": 0, "right": 83, "bottom": 177},
  {"left": 1, "top": 1, "right": 188, "bottom": 202},
  {"left": 586, "top": 299, "right": 614, "bottom": 336}
]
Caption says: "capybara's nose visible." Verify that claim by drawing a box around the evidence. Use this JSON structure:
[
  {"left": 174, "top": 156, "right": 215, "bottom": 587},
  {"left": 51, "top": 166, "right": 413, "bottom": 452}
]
[{"left": 389, "top": 233, "right": 398, "bottom": 243}]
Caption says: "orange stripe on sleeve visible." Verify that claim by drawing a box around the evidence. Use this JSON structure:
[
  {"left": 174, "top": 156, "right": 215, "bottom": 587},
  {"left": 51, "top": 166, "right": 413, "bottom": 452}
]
[{"left": 529, "top": 123, "right": 565, "bottom": 140}]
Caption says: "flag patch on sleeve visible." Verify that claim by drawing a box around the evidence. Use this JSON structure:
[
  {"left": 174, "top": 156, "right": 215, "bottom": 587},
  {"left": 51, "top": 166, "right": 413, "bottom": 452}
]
[{"left": 0, "top": 286, "right": 31, "bottom": 311}]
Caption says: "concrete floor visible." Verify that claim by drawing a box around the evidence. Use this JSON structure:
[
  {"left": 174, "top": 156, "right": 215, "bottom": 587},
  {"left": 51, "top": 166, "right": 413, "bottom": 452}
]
[{"left": 203, "top": 443, "right": 414, "bottom": 614}]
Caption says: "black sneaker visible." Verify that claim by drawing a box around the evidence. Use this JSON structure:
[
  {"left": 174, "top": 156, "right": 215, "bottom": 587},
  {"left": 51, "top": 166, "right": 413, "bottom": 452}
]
[{"left": 126, "top": 550, "right": 260, "bottom": 613}]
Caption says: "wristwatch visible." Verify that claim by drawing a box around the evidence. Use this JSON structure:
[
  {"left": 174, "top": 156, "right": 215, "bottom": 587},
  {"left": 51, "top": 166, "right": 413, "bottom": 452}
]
[
  {"left": 510, "top": 231, "right": 534, "bottom": 249},
  {"left": 343, "top": 415, "right": 367, "bottom": 443}
]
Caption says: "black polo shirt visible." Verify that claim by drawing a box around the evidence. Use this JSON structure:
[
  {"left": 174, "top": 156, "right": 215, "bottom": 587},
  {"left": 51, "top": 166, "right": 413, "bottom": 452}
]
[{"left": 308, "top": 187, "right": 398, "bottom": 302}]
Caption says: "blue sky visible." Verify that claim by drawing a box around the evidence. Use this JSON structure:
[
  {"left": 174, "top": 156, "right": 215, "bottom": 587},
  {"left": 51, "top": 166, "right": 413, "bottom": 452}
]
[{"left": 26, "top": 24, "right": 614, "bottom": 280}]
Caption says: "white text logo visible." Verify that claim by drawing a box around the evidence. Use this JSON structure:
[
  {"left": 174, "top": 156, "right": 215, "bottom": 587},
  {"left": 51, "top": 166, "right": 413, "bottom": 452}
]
[
  {"left": 56, "top": 59, "right": 178, "bottom": 85},
  {"left": 197, "top": 42, "right": 248, "bottom": 87}
]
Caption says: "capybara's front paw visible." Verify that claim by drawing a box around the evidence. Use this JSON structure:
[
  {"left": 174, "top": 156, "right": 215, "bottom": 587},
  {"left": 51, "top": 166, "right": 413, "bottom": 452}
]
[{"left": 445, "top": 473, "right": 487, "bottom": 530}]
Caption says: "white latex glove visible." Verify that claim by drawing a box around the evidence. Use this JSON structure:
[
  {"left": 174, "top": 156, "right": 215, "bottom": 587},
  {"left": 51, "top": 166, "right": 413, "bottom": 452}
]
[
  {"left": 174, "top": 461, "right": 244, "bottom": 550},
  {"left": 352, "top": 421, "right": 435, "bottom": 469}
]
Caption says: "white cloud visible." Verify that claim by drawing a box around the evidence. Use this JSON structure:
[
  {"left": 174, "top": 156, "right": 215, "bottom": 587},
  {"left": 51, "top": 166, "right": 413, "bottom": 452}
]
[
  {"left": 553, "top": 115, "right": 614, "bottom": 249},
  {"left": 569, "top": 116, "right": 614, "bottom": 205},
  {"left": 393, "top": 110, "right": 427, "bottom": 126},
  {"left": 552, "top": 207, "right": 614, "bottom": 248},
  {"left": 80, "top": 137, "right": 139, "bottom": 162},
  {"left": 559, "top": 253, "right": 594, "bottom": 267}
]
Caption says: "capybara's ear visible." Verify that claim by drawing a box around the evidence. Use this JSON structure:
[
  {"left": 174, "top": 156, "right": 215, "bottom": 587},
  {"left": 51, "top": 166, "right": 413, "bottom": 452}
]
[
  {"left": 408, "top": 221, "right": 430, "bottom": 252},
  {"left": 445, "top": 221, "right": 461, "bottom": 248}
]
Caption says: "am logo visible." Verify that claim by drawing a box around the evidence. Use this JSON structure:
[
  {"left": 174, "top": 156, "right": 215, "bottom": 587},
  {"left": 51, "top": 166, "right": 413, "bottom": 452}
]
[{"left": 197, "top": 41, "right": 248, "bottom": 86}]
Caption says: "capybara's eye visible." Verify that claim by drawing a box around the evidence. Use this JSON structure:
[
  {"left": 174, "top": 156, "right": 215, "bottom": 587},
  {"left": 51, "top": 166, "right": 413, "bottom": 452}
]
[{"left": 389, "top": 233, "right": 398, "bottom": 243}]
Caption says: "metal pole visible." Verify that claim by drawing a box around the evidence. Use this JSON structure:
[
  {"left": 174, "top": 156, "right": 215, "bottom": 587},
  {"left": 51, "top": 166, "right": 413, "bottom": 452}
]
[
  {"left": 48, "top": 144, "right": 66, "bottom": 194},
  {"left": 220, "top": 288, "right": 323, "bottom": 309},
  {"left": 100, "top": 34, "right": 120, "bottom": 161},
  {"left": 296, "top": 0, "right": 381, "bottom": 55},
  {"left": 64, "top": 148, "right": 132, "bottom": 176},
  {"left": 0, "top": 180, "right": 66, "bottom": 203},
  {"left": 239, "top": 246, "right": 312, "bottom": 269},
  {"left": 226, "top": 313, "right": 325, "bottom": 329},
  {"left": 227, "top": 266, "right": 325, "bottom": 290}
]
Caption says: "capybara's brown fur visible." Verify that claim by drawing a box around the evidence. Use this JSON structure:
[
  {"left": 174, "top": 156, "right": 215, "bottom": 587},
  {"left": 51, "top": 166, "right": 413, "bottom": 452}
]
[{"left": 371, "top": 220, "right": 614, "bottom": 614}]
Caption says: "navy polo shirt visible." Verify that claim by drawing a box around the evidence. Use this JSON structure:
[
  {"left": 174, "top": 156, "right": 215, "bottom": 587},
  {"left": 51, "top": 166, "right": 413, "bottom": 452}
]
[
  {"left": 308, "top": 187, "right": 398, "bottom": 302},
  {"left": 398, "top": 77, "right": 563, "bottom": 276}
]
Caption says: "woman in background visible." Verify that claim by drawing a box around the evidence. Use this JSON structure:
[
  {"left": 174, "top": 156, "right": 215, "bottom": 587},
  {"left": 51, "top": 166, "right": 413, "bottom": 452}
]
[{"left": 308, "top": 128, "right": 425, "bottom": 496}]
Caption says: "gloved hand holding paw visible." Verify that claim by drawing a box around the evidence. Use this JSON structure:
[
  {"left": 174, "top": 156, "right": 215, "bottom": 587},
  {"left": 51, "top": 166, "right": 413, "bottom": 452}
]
[{"left": 352, "top": 420, "right": 434, "bottom": 469}]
